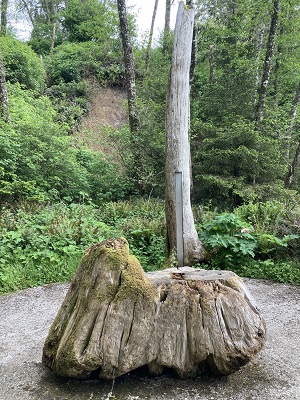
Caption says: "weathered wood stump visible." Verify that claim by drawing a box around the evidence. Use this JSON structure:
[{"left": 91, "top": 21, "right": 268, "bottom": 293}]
[{"left": 42, "top": 238, "right": 266, "bottom": 379}]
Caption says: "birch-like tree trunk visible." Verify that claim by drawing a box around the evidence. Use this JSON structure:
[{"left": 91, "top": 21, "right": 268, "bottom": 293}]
[
  {"left": 162, "top": 0, "right": 171, "bottom": 54},
  {"left": 256, "top": 0, "right": 280, "bottom": 129},
  {"left": 50, "top": 20, "right": 56, "bottom": 60},
  {"left": 165, "top": 1, "right": 205, "bottom": 266},
  {"left": 0, "top": 0, "right": 8, "bottom": 35},
  {"left": 145, "top": 0, "right": 159, "bottom": 73},
  {"left": 117, "top": 0, "right": 138, "bottom": 133},
  {"left": 0, "top": 47, "right": 9, "bottom": 122}
]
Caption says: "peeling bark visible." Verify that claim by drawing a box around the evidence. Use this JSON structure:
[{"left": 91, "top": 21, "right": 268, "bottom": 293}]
[{"left": 43, "top": 238, "right": 266, "bottom": 380}]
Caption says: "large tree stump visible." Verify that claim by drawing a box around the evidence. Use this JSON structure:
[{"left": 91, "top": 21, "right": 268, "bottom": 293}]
[{"left": 42, "top": 238, "right": 266, "bottom": 379}]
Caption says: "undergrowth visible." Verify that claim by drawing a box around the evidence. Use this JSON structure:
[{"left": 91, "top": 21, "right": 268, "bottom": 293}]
[{"left": 0, "top": 199, "right": 299, "bottom": 294}]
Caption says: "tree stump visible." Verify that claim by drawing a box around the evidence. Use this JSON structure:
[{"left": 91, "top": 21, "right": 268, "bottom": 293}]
[{"left": 42, "top": 238, "right": 266, "bottom": 380}]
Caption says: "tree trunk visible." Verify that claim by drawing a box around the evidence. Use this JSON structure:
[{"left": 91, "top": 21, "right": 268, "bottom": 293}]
[
  {"left": 256, "top": 0, "right": 280, "bottom": 129},
  {"left": 0, "top": 47, "right": 9, "bottom": 122},
  {"left": 0, "top": 0, "right": 8, "bottom": 35},
  {"left": 165, "top": 1, "right": 205, "bottom": 266},
  {"left": 50, "top": 21, "right": 56, "bottom": 60},
  {"left": 43, "top": 238, "right": 266, "bottom": 380},
  {"left": 145, "top": 0, "right": 159, "bottom": 73},
  {"left": 209, "top": 44, "right": 215, "bottom": 83},
  {"left": 117, "top": 0, "right": 138, "bottom": 133},
  {"left": 284, "top": 82, "right": 300, "bottom": 188},
  {"left": 285, "top": 142, "right": 300, "bottom": 189},
  {"left": 187, "top": 0, "right": 197, "bottom": 85},
  {"left": 162, "top": 0, "right": 171, "bottom": 54}
]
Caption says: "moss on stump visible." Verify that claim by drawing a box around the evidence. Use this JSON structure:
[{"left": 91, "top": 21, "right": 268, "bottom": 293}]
[{"left": 42, "top": 238, "right": 266, "bottom": 379}]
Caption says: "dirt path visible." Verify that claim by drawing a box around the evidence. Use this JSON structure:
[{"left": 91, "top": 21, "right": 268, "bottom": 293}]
[{"left": 0, "top": 279, "right": 299, "bottom": 400}]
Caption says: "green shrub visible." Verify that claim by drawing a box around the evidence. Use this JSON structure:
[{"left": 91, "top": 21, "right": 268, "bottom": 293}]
[
  {"left": 224, "top": 259, "right": 300, "bottom": 284},
  {"left": 0, "top": 83, "right": 129, "bottom": 204},
  {"left": 198, "top": 212, "right": 298, "bottom": 269},
  {"left": 1, "top": 199, "right": 299, "bottom": 295},
  {"left": 0, "top": 36, "right": 46, "bottom": 93},
  {"left": 0, "top": 199, "right": 167, "bottom": 293},
  {"left": 48, "top": 41, "right": 123, "bottom": 86}
]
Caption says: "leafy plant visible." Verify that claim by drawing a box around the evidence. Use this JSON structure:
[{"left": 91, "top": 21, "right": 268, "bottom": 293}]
[
  {"left": 0, "top": 35, "right": 46, "bottom": 93},
  {"left": 198, "top": 212, "right": 298, "bottom": 269}
]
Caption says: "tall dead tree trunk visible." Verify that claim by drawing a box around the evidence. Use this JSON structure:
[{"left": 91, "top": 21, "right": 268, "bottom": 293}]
[
  {"left": 0, "top": 47, "right": 9, "bottom": 122},
  {"left": 145, "top": 0, "right": 159, "bottom": 73},
  {"left": 165, "top": 1, "right": 205, "bottom": 266},
  {"left": 0, "top": 0, "right": 8, "bottom": 35},
  {"left": 117, "top": 0, "right": 138, "bottom": 133},
  {"left": 162, "top": 0, "right": 171, "bottom": 54},
  {"left": 256, "top": 0, "right": 280, "bottom": 129},
  {"left": 186, "top": 0, "right": 196, "bottom": 84}
]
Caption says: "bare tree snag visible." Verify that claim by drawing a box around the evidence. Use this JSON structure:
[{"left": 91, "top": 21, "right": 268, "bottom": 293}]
[
  {"left": 117, "top": 0, "right": 139, "bottom": 133},
  {"left": 0, "top": 0, "right": 8, "bottom": 35},
  {"left": 145, "top": 0, "right": 159, "bottom": 73},
  {"left": 165, "top": 2, "right": 205, "bottom": 266},
  {"left": 256, "top": 0, "right": 280, "bottom": 129},
  {"left": 186, "top": 0, "right": 196, "bottom": 84},
  {"left": 43, "top": 238, "right": 266, "bottom": 380}
]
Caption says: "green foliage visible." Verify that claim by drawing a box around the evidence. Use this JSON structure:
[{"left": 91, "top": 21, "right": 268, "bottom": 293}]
[
  {"left": 100, "top": 198, "right": 167, "bottom": 271},
  {"left": 199, "top": 213, "right": 257, "bottom": 267},
  {"left": 62, "top": 0, "right": 121, "bottom": 45},
  {"left": 221, "top": 259, "right": 300, "bottom": 285},
  {"left": 48, "top": 42, "right": 100, "bottom": 84},
  {"left": 75, "top": 148, "right": 133, "bottom": 203},
  {"left": 198, "top": 212, "right": 299, "bottom": 269},
  {"left": 189, "top": 0, "right": 300, "bottom": 206},
  {"left": 0, "top": 35, "right": 46, "bottom": 93},
  {"left": 235, "top": 201, "right": 288, "bottom": 235},
  {"left": 120, "top": 46, "right": 171, "bottom": 195},
  {"left": 45, "top": 80, "right": 89, "bottom": 132},
  {"left": 192, "top": 118, "right": 286, "bottom": 207},
  {"left": 0, "top": 202, "right": 115, "bottom": 293},
  {"left": 0, "top": 83, "right": 130, "bottom": 204},
  {"left": 0, "top": 199, "right": 166, "bottom": 293},
  {"left": 0, "top": 199, "right": 299, "bottom": 294},
  {"left": 47, "top": 41, "right": 125, "bottom": 88}
]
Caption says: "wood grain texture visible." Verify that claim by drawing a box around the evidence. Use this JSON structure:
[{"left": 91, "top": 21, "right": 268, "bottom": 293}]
[{"left": 43, "top": 238, "right": 266, "bottom": 380}]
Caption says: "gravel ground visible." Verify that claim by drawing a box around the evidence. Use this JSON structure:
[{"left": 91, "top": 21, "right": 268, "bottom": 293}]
[{"left": 0, "top": 279, "right": 299, "bottom": 400}]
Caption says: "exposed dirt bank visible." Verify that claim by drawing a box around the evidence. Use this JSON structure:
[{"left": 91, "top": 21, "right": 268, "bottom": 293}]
[{"left": 0, "top": 279, "right": 299, "bottom": 400}]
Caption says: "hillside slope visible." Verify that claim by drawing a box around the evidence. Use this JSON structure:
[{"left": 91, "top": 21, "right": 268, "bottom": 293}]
[{"left": 77, "top": 83, "right": 128, "bottom": 156}]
